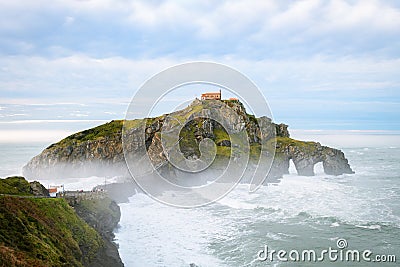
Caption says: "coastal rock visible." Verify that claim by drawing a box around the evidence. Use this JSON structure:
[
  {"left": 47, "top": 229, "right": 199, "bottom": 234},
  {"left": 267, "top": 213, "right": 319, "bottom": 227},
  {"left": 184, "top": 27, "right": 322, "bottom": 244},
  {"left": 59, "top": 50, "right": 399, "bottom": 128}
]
[
  {"left": 29, "top": 181, "right": 49, "bottom": 196},
  {"left": 23, "top": 99, "right": 354, "bottom": 180},
  {"left": 322, "top": 147, "right": 354, "bottom": 175},
  {"left": 72, "top": 198, "right": 123, "bottom": 267},
  {"left": 275, "top": 123, "right": 290, "bottom": 138},
  {"left": 274, "top": 137, "right": 354, "bottom": 177}
]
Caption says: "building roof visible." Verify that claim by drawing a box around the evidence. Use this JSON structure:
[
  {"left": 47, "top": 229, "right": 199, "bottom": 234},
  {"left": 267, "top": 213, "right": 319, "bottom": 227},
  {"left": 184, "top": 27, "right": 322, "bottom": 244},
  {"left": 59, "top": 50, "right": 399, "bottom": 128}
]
[
  {"left": 201, "top": 92, "right": 220, "bottom": 95},
  {"left": 48, "top": 188, "right": 58, "bottom": 193}
]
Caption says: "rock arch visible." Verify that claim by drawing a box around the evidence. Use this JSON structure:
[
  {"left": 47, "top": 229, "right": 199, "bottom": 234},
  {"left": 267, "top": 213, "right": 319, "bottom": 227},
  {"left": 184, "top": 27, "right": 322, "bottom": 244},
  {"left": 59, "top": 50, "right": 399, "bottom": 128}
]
[{"left": 281, "top": 140, "right": 354, "bottom": 176}]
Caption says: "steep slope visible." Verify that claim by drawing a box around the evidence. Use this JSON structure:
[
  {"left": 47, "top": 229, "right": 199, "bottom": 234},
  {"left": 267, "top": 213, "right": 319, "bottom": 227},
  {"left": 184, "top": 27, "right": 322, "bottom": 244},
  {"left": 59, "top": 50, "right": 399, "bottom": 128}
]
[{"left": 0, "top": 177, "right": 123, "bottom": 267}]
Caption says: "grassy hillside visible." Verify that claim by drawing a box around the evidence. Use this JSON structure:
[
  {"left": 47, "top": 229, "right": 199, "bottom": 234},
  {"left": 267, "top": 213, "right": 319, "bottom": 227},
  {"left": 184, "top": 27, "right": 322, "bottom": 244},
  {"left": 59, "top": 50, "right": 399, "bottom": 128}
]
[
  {"left": 48, "top": 120, "right": 124, "bottom": 149},
  {"left": 0, "top": 196, "right": 103, "bottom": 267},
  {"left": 0, "top": 177, "right": 122, "bottom": 267},
  {"left": 0, "top": 176, "right": 33, "bottom": 196}
]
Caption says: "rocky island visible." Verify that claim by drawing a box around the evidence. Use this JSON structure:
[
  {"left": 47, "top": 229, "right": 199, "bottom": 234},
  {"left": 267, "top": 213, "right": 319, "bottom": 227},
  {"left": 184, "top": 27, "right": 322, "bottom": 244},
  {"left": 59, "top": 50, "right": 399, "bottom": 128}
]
[{"left": 23, "top": 99, "right": 354, "bottom": 181}]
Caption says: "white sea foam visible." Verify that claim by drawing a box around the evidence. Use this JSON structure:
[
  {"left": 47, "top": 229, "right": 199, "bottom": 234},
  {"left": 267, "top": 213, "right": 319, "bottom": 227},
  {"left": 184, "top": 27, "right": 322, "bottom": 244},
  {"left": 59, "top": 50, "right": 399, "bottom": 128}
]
[
  {"left": 330, "top": 222, "right": 340, "bottom": 227},
  {"left": 355, "top": 224, "right": 381, "bottom": 230},
  {"left": 115, "top": 193, "right": 228, "bottom": 267},
  {"left": 217, "top": 171, "right": 399, "bottom": 226}
]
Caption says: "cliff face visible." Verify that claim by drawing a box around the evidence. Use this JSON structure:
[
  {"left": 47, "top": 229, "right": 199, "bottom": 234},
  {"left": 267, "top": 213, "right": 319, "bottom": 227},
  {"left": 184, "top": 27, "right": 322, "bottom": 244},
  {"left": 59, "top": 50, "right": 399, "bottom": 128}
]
[
  {"left": 23, "top": 99, "right": 353, "bottom": 181},
  {"left": 72, "top": 198, "right": 123, "bottom": 267},
  {"left": 23, "top": 120, "right": 127, "bottom": 179},
  {"left": 0, "top": 177, "right": 123, "bottom": 267}
]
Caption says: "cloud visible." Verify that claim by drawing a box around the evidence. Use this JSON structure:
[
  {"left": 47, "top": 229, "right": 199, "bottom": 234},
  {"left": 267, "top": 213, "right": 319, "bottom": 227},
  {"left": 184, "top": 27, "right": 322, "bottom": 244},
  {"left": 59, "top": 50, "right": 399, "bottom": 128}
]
[
  {"left": 269, "top": 0, "right": 321, "bottom": 30},
  {"left": 0, "top": 130, "right": 73, "bottom": 143},
  {"left": 0, "top": 0, "right": 399, "bottom": 58},
  {"left": 1, "top": 54, "right": 399, "bottom": 101},
  {"left": 0, "top": 1, "right": 399, "bottom": 130},
  {"left": 0, "top": 55, "right": 177, "bottom": 100},
  {"left": 0, "top": 54, "right": 399, "bottom": 129},
  {"left": 322, "top": 0, "right": 400, "bottom": 32},
  {"left": 63, "top": 16, "right": 75, "bottom": 26},
  {"left": 127, "top": 1, "right": 191, "bottom": 28}
]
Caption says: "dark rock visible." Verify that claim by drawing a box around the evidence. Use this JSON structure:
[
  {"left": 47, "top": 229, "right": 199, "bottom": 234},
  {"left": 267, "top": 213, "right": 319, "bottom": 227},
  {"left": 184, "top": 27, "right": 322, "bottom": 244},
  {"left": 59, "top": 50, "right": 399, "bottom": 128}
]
[
  {"left": 322, "top": 147, "right": 355, "bottom": 175},
  {"left": 29, "top": 181, "right": 49, "bottom": 196},
  {"left": 275, "top": 123, "right": 290, "bottom": 138},
  {"left": 72, "top": 197, "right": 123, "bottom": 267},
  {"left": 217, "top": 140, "right": 231, "bottom": 147},
  {"left": 274, "top": 138, "right": 354, "bottom": 176}
]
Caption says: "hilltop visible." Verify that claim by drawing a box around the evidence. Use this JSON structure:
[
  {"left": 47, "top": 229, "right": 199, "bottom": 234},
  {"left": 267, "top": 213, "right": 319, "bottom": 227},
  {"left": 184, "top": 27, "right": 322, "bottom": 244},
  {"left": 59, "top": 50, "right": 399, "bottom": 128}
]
[{"left": 23, "top": 99, "right": 353, "bottom": 181}]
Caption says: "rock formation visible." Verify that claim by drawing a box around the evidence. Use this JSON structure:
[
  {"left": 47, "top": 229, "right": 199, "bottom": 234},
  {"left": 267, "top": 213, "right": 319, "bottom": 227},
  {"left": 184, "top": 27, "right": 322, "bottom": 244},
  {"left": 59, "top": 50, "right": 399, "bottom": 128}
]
[
  {"left": 72, "top": 197, "right": 123, "bottom": 267},
  {"left": 29, "top": 181, "right": 49, "bottom": 196},
  {"left": 23, "top": 99, "right": 353, "bottom": 181},
  {"left": 273, "top": 137, "right": 353, "bottom": 176}
]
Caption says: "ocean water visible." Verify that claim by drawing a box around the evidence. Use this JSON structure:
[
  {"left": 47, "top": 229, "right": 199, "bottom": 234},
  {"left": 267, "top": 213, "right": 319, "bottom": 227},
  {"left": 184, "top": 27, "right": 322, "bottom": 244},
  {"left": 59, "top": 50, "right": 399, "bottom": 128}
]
[
  {"left": 114, "top": 146, "right": 400, "bottom": 267},
  {"left": 0, "top": 142, "right": 48, "bottom": 178},
  {"left": 1, "top": 138, "right": 399, "bottom": 266}
]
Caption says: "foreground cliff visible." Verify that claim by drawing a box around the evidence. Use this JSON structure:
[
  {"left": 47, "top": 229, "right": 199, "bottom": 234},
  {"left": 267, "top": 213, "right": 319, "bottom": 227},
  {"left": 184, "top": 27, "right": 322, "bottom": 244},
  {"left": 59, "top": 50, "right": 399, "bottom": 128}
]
[
  {"left": 0, "top": 177, "right": 123, "bottom": 267},
  {"left": 23, "top": 99, "right": 353, "bottom": 180}
]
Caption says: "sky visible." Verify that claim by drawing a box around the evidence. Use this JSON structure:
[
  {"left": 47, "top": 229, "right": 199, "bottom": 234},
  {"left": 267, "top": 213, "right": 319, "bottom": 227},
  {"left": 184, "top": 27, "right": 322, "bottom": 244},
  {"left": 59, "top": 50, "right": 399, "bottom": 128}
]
[{"left": 0, "top": 0, "right": 399, "bottom": 142}]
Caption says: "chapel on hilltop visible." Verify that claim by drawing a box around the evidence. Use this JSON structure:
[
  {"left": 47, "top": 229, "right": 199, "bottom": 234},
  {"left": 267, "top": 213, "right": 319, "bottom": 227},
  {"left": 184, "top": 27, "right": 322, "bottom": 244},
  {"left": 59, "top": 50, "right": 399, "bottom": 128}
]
[{"left": 201, "top": 90, "right": 221, "bottom": 100}]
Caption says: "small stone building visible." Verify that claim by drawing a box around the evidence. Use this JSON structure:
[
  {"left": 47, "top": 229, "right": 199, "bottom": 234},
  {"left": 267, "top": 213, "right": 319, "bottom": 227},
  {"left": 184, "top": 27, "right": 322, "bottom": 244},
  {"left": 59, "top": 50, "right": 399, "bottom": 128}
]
[{"left": 201, "top": 90, "right": 221, "bottom": 100}]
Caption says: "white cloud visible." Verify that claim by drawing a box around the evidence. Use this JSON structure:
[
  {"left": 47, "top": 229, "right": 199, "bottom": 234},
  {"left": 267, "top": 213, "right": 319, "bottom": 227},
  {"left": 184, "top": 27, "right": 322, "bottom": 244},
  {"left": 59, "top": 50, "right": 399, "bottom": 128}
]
[
  {"left": 63, "top": 16, "right": 75, "bottom": 26},
  {"left": 194, "top": 0, "right": 277, "bottom": 38},
  {"left": 322, "top": 0, "right": 400, "bottom": 32},
  {"left": 0, "top": 129, "right": 72, "bottom": 143},
  {"left": 0, "top": 54, "right": 399, "bottom": 107},
  {"left": 4, "top": 113, "right": 27, "bottom": 117},
  {"left": 0, "top": 55, "right": 178, "bottom": 101},
  {"left": 269, "top": 0, "right": 321, "bottom": 30},
  {"left": 127, "top": 1, "right": 190, "bottom": 28},
  {"left": 69, "top": 113, "right": 89, "bottom": 117},
  {"left": 2, "top": 0, "right": 398, "bottom": 40}
]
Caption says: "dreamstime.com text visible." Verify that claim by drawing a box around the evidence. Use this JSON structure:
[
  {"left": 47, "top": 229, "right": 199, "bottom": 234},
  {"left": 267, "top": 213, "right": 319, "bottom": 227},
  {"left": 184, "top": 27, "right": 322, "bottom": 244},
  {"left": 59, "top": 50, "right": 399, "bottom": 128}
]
[{"left": 257, "top": 239, "right": 396, "bottom": 263}]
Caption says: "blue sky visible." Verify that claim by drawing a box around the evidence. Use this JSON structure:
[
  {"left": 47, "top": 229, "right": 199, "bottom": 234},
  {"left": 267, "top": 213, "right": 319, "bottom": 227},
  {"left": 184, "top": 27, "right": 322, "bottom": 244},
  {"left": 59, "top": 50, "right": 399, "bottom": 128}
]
[{"left": 0, "top": 0, "right": 399, "bottom": 142}]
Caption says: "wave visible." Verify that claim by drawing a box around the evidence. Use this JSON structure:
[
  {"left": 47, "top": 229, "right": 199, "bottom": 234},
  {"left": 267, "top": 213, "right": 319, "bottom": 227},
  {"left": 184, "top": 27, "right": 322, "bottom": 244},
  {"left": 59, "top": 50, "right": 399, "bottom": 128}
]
[
  {"left": 115, "top": 193, "right": 229, "bottom": 267},
  {"left": 216, "top": 173, "right": 400, "bottom": 227}
]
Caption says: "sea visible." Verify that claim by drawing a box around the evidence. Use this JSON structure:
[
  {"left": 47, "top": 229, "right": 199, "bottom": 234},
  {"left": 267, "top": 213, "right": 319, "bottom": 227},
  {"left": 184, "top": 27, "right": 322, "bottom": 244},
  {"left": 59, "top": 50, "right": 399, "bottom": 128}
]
[{"left": 1, "top": 133, "right": 399, "bottom": 267}]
